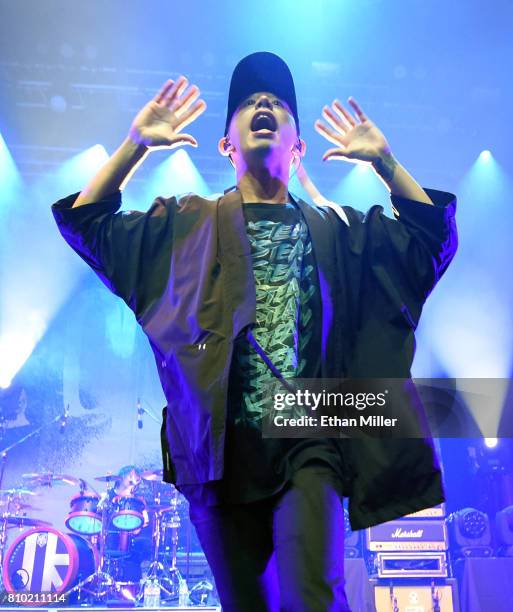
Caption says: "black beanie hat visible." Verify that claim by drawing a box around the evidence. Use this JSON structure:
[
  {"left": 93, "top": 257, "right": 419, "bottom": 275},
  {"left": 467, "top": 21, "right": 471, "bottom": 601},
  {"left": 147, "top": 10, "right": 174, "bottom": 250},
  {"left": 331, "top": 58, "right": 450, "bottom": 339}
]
[{"left": 224, "top": 51, "right": 300, "bottom": 137}]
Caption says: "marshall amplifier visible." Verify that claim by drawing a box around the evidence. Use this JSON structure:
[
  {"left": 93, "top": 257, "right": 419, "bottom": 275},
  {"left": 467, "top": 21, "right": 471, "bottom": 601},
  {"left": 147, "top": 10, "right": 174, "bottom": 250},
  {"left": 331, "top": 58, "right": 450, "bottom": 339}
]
[
  {"left": 373, "top": 551, "right": 448, "bottom": 578},
  {"left": 366, "top": 519, "right": 448, "bottom": 551},
  {"left": 405, "top": 503, "right": 447, "bottom": 519}
]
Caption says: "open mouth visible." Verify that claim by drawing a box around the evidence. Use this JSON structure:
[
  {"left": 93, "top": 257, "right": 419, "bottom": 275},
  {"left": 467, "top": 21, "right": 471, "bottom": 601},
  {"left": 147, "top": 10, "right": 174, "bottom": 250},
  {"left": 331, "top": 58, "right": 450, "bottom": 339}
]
[{"left": 250, "top": 111, "right": 278, "bottom": 133}]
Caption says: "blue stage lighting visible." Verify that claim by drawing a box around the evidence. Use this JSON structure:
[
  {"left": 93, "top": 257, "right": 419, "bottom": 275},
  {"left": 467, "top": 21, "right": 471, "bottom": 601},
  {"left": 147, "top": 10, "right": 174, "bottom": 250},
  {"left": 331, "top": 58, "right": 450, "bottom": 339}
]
[
  {"left": 0, "top": 132, "right": 23, "bottom": 222},
  {"left": 0, "top": 145, "right": 110, "bottom": 389},
  {"left": 144, "top": 149, "right": 211, "bottom": 203},
  {"left": 329, "top": 163, "right": 388, "bottom": 214}
]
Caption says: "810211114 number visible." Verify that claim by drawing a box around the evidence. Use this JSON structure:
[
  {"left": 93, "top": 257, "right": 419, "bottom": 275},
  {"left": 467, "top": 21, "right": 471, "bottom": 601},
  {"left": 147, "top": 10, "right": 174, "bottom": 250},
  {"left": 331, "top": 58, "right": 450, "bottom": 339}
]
[{"left": 1, "top": 592, "right": 68, "bottom": 605}]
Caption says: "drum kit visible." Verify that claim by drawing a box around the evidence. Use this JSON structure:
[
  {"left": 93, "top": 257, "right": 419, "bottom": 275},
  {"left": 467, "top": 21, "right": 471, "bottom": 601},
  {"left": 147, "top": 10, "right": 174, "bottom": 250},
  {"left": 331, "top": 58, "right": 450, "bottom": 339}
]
[{"left": 0, "top": 468, "right": 200, "bottom": 606}]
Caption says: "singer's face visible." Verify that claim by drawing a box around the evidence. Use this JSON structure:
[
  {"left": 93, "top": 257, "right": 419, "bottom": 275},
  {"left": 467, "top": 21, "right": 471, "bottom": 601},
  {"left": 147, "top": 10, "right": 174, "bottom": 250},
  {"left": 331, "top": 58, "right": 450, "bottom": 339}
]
[{"left": 226, "top": 91, "right": 298, "bottom": 169}]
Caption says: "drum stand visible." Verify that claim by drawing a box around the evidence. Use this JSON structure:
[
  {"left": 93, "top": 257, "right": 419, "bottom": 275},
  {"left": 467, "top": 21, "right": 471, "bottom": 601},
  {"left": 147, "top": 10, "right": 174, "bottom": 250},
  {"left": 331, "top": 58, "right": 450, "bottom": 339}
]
[
  {"left": 0, "top": 495, "right": 10, "bottom": 579},
  {"left": 137, "top": 487, "right": 183, "bottom": 602},
  {"left": 64, "top": 493, "right": 117, "bottom": 603}
]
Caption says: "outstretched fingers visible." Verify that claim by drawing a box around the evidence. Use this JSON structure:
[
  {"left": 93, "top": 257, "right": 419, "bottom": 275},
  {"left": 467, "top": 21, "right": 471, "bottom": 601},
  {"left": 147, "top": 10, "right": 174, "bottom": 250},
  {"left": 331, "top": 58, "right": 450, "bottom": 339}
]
[
  {"left": 163, "top": 75, "right": 189, "bottom": 108},
  {"left": 174, "top": 84, "right": 201, "bottom": 117},
  {"left": 154, "top": 79, "right": 175, "bottom": 104},
  {"left": 174, "top": 99, "right": 207, "bottom": 132},
  {"left": 322, "top": 104, "right": 351, "bottom": 134},
  {"left": 347, "top": 97, "right": 368, "bottom": 122},
  {"left": 314, "top": 120, "right": 346, "bottom": 147},
  {"left": 333, "top": 99, "right": 358, "bottom": 127}
]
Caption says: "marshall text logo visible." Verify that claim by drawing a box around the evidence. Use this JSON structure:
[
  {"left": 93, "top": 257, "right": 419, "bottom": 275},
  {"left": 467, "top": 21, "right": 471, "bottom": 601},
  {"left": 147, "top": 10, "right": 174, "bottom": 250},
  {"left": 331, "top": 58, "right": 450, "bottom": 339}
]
[{"left": 391, "top": 528, "right": 424, "bottom": 539}]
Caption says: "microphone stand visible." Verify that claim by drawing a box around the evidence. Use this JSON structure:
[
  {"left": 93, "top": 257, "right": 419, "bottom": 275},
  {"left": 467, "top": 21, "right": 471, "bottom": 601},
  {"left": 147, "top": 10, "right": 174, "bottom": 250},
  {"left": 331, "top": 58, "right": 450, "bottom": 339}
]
[{"left": 136, "top": 400, "right": 160, "bottom": 428}]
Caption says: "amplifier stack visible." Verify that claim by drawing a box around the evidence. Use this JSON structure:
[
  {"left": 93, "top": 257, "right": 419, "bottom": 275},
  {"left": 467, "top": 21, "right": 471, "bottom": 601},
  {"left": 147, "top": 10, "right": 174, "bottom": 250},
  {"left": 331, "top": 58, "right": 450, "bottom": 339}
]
[{"left": 365, "top": 503, "right": 460, "bottom": 611}]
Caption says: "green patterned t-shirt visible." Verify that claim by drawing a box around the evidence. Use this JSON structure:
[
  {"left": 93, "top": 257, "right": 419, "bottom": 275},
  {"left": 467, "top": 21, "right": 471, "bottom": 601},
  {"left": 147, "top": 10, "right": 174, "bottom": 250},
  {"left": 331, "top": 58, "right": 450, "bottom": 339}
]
[
  {"left": 219, "top": 202, "right": 346, "bottom": 504},
  {"left": 229, "top": 202, "right": 319, "bottom": 426}
]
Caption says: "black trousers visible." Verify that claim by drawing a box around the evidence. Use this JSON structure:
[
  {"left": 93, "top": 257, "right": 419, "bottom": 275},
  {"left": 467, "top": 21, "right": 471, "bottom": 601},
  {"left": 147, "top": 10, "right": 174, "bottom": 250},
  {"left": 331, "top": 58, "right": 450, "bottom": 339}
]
[{"left": 188, "top": 462, "right": 352, "bottom": 611}]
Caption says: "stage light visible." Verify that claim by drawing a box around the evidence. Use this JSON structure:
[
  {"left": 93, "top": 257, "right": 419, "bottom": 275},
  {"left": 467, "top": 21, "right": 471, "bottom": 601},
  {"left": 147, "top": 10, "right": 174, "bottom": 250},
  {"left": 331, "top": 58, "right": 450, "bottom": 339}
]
[
  {"left": 0, "top": 145, "right": 110, "bottom": 388},
  {"left": 460, "top": 510, "right": 488, "bottom": 539},
  {"left": 119, "top": 585, "right": 136, "bottom": 602},
  {"left": 355, "top": 162, "right": 373, "bottom": 174},
  {"left": 53, "top": 144, "right": 109, "bottom": 194},
  {"left": 485, "top": 437, "right": 499, "bottom": 448},
  {"left": 50, "top": 95, "right": 67, "bottom": 113},
  {"left": 0, "top": 132, "right": 23, "bottom": 227},
  {"left": 0, "top": 132, "right": 22, "bottom": 194},
  {"left": 447, "top": 507, "right": 492, "bottom": 558},
  {"left": 329, "top": 162, "right": 389, "bottom": 214},
  {"left": 143, "top": 148, "right": 211, "bottom": 204},
  {"left": 0, "top": 328, "right": 40, "bottom": 389},
  {"left": 419, "top": 151, "right": 513, "bottom": 384}
]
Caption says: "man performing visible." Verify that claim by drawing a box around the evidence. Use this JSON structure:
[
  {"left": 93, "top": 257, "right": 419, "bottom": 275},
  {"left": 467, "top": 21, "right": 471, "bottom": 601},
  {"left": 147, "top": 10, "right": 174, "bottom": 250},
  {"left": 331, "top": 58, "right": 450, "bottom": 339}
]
[{"left": 52, "top": 52, "right": 458, "bottom": 611}]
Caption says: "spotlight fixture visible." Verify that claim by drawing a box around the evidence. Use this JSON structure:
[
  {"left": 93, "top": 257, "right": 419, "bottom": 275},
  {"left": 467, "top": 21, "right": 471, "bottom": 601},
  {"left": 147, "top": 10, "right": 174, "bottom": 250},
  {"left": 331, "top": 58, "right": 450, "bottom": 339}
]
[
  {"left": 479, "top": 150, "right": 492, "bottom": 161},
  {"left": 447, "top": 507, "right": 492, "bottom": 558}
]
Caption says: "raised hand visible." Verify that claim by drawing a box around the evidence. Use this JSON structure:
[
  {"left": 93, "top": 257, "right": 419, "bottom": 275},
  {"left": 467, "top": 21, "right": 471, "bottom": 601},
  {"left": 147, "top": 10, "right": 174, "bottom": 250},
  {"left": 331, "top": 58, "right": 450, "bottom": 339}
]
[
  {"left": 314, "top": 97, "right": 391, "bottom": 165},
  {"left": 128, "top": 76, "right": 207, "bottom": 149}
]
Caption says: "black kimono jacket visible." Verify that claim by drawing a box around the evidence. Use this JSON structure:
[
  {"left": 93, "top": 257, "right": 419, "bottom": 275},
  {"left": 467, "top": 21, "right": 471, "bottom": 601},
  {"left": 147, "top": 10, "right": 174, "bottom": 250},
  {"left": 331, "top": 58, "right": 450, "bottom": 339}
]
[{"left": 52, "top": 184, "right": 458, "bottom": 529}]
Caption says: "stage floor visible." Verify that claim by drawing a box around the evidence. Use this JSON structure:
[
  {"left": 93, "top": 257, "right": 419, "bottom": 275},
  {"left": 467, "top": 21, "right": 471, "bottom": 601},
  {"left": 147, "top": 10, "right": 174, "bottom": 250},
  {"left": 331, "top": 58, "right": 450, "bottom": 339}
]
[{"left": 0, "top": 608, "right": 221, "bottom": 612}]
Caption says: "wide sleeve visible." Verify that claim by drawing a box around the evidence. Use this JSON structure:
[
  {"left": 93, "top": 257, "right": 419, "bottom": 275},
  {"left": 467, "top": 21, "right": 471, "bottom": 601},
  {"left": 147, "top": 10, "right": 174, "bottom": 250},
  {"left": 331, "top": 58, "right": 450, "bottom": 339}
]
[
  {"left": 363, "top": 187, "right": 458, "bottom": 326},
  {"left": 51, "top": 190, "right": 176, "bottom": 319}
]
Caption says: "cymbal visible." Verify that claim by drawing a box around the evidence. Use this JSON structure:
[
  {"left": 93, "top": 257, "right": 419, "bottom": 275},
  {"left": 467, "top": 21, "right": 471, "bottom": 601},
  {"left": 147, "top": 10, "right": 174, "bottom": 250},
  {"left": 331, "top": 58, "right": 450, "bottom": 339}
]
[
  {"left": 95, "top": 474, "right": 121, "bottom": 483},
  {"left": 0, "top": 500, "right": 40, "bottom": 511},
  {"left": 6, "top": 516, "right": 52, "bottom": 528},
  {"left": 0, "top": 488, "right": 39, "bottom": 497},
  {"left": 22, "top": 473, "right": 80, "bottom": 486},
  {"left": 141, "top": 469, "right": 164, "bottom": 482},
  {"left": 59, "top": 475, "right": 80, "bottom": 486}
]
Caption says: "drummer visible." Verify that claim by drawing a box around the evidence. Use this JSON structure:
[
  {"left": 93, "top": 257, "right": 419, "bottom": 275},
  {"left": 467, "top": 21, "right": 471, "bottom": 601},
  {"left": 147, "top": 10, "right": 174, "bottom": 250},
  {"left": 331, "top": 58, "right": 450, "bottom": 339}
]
[
  {"left": 113, "top": 465, "right": 141, "bottom": 495},
  {"left": 107, "top": 465, "right": 151, "bottom": 584},
  {"left": 110, "top": 465, "right": 149, "bottom": 532}
]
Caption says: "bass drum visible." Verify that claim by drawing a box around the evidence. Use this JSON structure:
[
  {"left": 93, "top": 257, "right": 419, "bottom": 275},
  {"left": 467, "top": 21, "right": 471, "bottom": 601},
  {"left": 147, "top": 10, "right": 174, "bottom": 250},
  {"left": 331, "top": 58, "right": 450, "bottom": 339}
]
[{"left": 3, "top": 527, "right": 97, "bottom": 599}]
